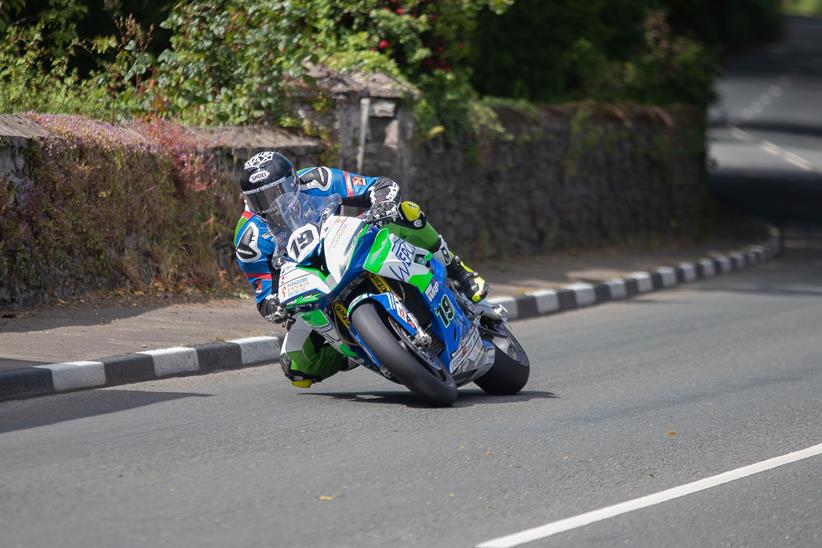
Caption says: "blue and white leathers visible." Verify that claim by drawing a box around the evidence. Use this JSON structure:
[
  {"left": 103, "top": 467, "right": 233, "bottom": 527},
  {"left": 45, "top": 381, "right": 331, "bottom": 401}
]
[{"left": 234, "top": 167, "right": 385, "bottom": 306}]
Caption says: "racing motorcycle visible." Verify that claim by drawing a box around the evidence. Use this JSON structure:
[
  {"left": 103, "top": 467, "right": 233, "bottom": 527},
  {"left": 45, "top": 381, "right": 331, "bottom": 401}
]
[{"left": 275, "top": 191, "right": 530, "bottom": 406}]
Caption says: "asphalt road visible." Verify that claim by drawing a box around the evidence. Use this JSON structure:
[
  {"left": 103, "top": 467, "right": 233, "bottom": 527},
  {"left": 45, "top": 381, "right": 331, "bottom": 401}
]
[
  {"left": 2, "top": 14, "right": 822, "bottom": 548},
  {"left": 1, "top": 246, "right": 820, "bottom": 548},
  {"left": 709, "top": 15, "right": 822, "bottom": 223}
]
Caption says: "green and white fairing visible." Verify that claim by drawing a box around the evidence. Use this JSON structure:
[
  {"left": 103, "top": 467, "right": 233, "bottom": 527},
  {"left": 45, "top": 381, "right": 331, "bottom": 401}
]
[{"left": 276, "top": 192, "right": 497, "bottom": 384}]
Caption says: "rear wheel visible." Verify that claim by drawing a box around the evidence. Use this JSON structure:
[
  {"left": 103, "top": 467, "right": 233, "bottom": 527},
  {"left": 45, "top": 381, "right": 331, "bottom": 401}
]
[
  {"left": 350, "top": 302, "right": 457, "bottom": 406},
  {"left": 475, "top": 323, "right": 530, "bottom": 395}
]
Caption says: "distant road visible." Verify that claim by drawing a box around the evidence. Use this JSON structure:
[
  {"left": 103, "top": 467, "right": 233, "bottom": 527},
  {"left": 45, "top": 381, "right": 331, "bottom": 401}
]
[{"left": 709, "top": 15, "right": 822, "bottom": 224}]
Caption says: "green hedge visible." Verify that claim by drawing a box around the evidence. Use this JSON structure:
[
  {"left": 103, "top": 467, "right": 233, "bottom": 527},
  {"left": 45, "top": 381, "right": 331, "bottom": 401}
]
[
  {"left": 0, "top": 115, "right": 240, "bottom": 305},
  {"left": 1, "top": 0, "right": 783, "bottom": 134},
  {"left": 470, "top": 0, "right": 783, "bottom": 106}
]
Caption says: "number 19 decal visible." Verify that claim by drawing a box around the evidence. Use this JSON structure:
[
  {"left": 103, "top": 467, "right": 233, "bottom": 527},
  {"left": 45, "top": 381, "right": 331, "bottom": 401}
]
[{"left": 436, "top": 296, "right": 455, "bottom": 327}]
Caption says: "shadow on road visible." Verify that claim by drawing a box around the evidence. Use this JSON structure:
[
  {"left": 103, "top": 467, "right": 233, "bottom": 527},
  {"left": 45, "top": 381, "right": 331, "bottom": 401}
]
[
  {"left": 0, "top": 389, "right": 212, "bottom": 434},
  {"left": 0, "top": 298, "right": 214, "bottom": 334},
  {"left": 301, "top": 389, "right": 557, "bottom": 408}
]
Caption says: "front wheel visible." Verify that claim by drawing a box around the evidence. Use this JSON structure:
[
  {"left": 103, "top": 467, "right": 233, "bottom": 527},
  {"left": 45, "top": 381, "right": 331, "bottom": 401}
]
[
  {"left": 350, "top": 302, "right": 457, "bottom": 406},
  {"left": 475, "top": 323, "right": 530, "bottom": 395}
]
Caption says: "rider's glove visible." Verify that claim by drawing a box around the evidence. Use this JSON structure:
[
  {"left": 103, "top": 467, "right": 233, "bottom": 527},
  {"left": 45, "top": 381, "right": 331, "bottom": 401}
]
[
  {"left": 365, "top": 200, "right": 399, "bottom": 224},
  {"left": 260, "top": 294, "right": 289, "bottom": 324}
]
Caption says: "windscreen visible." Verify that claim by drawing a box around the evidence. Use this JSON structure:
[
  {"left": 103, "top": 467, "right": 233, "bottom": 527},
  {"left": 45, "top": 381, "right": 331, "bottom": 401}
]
[{"left": 274, "top": 192, "right": 343, "bottom": 235}]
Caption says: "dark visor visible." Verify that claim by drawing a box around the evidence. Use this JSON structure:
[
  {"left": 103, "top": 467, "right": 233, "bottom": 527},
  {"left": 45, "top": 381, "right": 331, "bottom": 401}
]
[{"left": 242, "top": 172, "right": 298, "bottom": 227}]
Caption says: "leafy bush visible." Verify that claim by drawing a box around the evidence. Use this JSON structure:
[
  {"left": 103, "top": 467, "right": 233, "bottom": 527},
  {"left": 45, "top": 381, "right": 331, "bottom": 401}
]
[
  {"left": 666, "top": 0, "right": 783, "bottom": 51},
  {"left": 0, "top": 0, "right": 24, "bottom": 33},
  {"left": 0, "top": 0, "right": 515, "bottom": 139},
  {"left": 0, "top": 0, "right": 133, "bottom": 118},
  {"left": 470, "top": 0, "right": 781, "bottom": 107},
  {"left": 784, "top": 0, "right": 822, "bottom": 15},
  {"left": 147, "top": 0, "right": 512, "bottom": 129},
  {"left": 0, "top": 113, "right": 240, "bottom": 303},
  {"left": 0, "top": 0, "right": 782, "bottom": 134}
]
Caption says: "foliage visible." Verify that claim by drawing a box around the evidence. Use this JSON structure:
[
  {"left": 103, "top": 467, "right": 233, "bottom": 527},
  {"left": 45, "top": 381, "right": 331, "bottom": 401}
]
[
  {"left": 470, "top": 0, "right": 782, "bottom": 107},
  {"left": 147, "top": 0, "right": 512, "bottom": 128},
  {"left": 0, "top": 0, "right": 25, "bottom": 33},
  {"left": 0, "top": 0, "right": 783, "bottom": 134},
  {"left": 783, "top": 0, "right": 822, "bottom": 16},
  {"left": 0, "top": 113, "right": 240, "bottom": 303},
  {"left": 0, "top": 17, "right": 112, "bottom": 116},
  {"left": 622, "top": 12, "right": 718, "bottom": 109},
  {"left": 666, "top": 0, "right": 783, "bottom": 51},
  {"left": 0, "top": 0, "right": 118, "bottom": 117}
]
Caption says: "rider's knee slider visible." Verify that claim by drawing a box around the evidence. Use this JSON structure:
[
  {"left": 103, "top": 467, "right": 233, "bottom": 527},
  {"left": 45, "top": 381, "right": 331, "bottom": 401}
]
[{"left": 396, "top": 201, "right": 427, "bottom": 228}]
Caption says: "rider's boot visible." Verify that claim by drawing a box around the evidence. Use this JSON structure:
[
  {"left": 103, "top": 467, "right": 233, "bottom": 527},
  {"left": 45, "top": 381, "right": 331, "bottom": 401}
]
[{"left": 434, "top": 238, "right": 489, "bottom": 303}]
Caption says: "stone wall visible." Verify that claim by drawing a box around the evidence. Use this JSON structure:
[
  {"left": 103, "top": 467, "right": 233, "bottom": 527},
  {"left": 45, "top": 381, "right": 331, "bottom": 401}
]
[
  {"left": 303, "top": 72, "right": 708, "bottom": 259},
  {"left": 401, "top": 104, "right": 707, "bottom": 258},
  {"left": 0, "top": 79, "right": 708, "bottom": 306},
  {"left": 0, "top": 115, "right": 325, "bottom": 306}
]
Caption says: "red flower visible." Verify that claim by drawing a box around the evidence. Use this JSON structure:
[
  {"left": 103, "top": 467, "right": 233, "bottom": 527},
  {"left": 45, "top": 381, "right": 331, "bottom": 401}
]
[
  {"left": 378, "top": 39, "right": 389, "bottom": 50},
  {"left": 395, "top": 7, "right": 404, "bottom": 15}
]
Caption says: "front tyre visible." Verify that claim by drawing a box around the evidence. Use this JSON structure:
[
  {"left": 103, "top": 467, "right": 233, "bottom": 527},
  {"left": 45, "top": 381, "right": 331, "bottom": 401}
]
[
  {"left": 475, "top": 323, "right": 530, "bottom": 395},
  {"left": 350, "top": 302, "right": 457, "bottom": 407}
]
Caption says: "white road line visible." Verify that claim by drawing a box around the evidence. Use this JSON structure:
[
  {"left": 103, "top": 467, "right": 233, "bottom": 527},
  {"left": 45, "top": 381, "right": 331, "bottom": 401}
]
[
  {"left": 733, "top": 132, "right": 816, "bottom": 172},
  {"left": 760, "top": 140, "right": 781, "bottom": 155},
  {"left": 476, "top": 441, "right": 822, "bottom": 548},
  {"left": 783, "top": 151, "right": 813, "bottom": 171},
  {"left": 730, "top": 127, "right": 753, "bottom": 142},
  {"left": 723, "top": 71, "right": 816, "bottom": 173}
]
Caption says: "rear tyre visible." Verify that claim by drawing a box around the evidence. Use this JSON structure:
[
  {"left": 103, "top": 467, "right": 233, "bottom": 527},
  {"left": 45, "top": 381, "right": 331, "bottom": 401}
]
[
  {"left": 475, "top": 324, "right": 530, "bottom": 395},
  {"left": 350, "top": 302, "right": 457, "bottom": 406}
]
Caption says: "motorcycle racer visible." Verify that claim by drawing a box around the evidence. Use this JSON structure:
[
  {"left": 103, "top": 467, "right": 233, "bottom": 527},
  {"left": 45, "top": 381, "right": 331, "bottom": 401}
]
[{"left": 234, "top": 150, "right": 488, "bottom": 387}]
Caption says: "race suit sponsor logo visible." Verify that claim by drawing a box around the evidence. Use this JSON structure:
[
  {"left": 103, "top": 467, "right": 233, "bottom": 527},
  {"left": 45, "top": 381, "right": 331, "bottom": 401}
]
[
  {"left": 249, "top": 169, "right": 270, "bottom": 183},
  {"left": 344, "top": 171, "right": 354, "bottom": 196},
  {"left": 236, "top": 222, "right": 262, "bottom": 263},
  {"left": 299, "top": 167, "right": 333, "bottom": 191}
]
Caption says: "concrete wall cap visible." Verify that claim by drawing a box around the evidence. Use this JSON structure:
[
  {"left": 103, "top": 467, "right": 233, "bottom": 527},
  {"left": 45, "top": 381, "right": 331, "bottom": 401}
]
[{"left": 0, "top": 114, "right": 50, "bottom": 138}]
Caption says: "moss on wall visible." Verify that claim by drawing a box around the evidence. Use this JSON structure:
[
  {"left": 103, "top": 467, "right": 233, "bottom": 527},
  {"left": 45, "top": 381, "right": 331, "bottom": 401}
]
[
  {"left": 0, "top": 115, "right": 242, "bottom": 306},
  {"left": 405, "top": 102, "right": 708, "bottom": 260}
]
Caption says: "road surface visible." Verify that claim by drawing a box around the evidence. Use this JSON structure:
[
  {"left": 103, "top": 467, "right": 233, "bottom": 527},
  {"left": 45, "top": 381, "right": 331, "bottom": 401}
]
[
  {"left": 1, "top": 247, "right": 820, "bottom": 547},
  {"left": 1, "top": 14, "right": 821, "bottom": 548}
]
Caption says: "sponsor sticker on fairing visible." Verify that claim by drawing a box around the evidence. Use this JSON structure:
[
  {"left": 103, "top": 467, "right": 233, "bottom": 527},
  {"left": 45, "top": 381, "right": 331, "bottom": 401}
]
[
  {"left": 281, "top": 275, "right": 311, "bottom": 299},
  {"left": 424, "top": 280, "right": 439, "bottom": 301},
  {"left": 451, "top": 328, "right": 484, "bottom": 374},
  {"left": 395, "top": 301, "right": 418, "bottom": 330}
]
